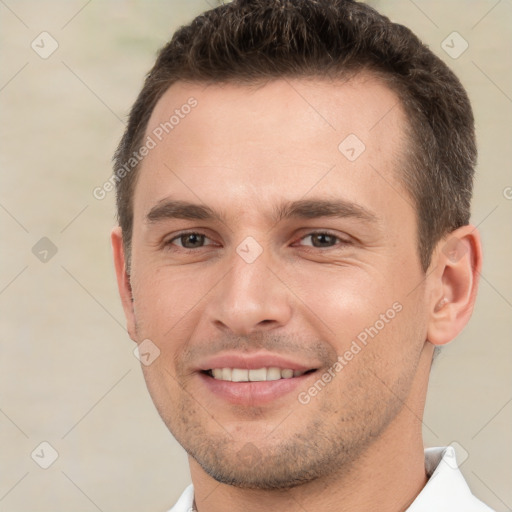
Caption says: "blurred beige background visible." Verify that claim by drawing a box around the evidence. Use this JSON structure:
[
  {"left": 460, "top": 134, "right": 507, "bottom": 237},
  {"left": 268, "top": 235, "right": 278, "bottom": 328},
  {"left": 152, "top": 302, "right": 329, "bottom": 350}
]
[{"left": 1, "top": 1, "right": 510, "bottom": 511}]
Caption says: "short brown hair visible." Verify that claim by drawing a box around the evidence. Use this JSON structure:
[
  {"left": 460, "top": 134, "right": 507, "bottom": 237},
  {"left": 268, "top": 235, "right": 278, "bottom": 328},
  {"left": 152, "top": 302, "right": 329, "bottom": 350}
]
[{"left": 114, "top": 0, "right": 476, "bottom": 273}]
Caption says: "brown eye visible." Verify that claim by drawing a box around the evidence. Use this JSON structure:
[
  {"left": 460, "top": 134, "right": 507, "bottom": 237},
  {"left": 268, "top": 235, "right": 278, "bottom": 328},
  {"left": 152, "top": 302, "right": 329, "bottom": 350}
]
[
  {"left": 180, "top": 233, "right": 205, "bottom": 248},
  {"left": 311, "top": 233, "right": 337, "bottom": 247},
  {"left": 299, "top": 232, "right": 343, "bottom": 248},
  {"left": 168, "top": 232, "right": 212, "bottom": 249}
]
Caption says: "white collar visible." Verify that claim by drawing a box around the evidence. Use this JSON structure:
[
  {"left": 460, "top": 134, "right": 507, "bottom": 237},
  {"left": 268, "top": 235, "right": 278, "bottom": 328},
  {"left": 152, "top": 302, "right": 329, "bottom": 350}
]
[{"left": 406, "top": 446, "right": 494, "bottom": 511}]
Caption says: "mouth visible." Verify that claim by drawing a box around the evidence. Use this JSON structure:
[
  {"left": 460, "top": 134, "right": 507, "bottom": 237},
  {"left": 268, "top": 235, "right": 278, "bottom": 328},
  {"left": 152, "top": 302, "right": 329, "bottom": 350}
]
[
  {"left": 194, "top": 351, "right": 322, "bottom": 405},
  {"left": 197, "top": 366, "right": 319, "bottom": 406},
  {"left": 201, "top": 367, "right": 318, "bottom": 382}
]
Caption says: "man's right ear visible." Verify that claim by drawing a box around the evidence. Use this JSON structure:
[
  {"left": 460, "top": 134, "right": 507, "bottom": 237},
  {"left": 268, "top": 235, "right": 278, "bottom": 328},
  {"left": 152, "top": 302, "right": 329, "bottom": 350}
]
[{"left": 111, "top": 226, "right": 138, "bottom": 342}]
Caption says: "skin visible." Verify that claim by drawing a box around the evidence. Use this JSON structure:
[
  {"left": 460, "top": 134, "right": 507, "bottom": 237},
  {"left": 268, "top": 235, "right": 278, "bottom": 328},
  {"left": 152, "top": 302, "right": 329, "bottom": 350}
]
[{"left": 112, "top": 75, "right": 482, "bottom": 511}]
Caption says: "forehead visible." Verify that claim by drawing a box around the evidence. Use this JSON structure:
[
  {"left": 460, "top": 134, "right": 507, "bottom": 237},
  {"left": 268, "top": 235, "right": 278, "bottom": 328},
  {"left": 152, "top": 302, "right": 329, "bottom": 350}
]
[{"left": 134, "top": 75, "right": 410, "bottom": 223}]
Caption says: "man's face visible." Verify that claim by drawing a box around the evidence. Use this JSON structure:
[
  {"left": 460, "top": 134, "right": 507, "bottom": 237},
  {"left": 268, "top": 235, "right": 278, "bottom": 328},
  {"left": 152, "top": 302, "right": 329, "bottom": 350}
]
[{"left": 125, "top": 76, "right": 431, "bottom": 488}]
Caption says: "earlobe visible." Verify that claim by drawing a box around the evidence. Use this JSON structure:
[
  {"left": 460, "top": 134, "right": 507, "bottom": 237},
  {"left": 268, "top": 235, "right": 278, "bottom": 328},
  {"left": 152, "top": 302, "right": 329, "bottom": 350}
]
[
  {"left": 110, "top": 226, "right": 138, "bottom": 341},
  {"left": 426, "top": 225, "right": 482, "bottom": 346}
]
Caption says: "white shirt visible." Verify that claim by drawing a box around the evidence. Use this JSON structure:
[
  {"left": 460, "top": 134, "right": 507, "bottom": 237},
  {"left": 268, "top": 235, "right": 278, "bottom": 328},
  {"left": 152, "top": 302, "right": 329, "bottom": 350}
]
[{"left": 168, "top": 446, "right": 494, "bottom": 511}]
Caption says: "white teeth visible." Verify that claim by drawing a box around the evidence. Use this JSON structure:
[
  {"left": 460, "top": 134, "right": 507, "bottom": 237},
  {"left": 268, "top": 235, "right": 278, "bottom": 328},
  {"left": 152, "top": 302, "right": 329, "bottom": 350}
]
[
  {"left": 231, "top": 369, "right": 249, "bottom": 382},
  {"left": 209, "top": 367, "right": 308, "bottom": 382},
  {"left": 249, "top": 368, "right": 267, "bottom": 381},
  {"left": 266, "top": 367, "right": 281, "bottom": 380}
]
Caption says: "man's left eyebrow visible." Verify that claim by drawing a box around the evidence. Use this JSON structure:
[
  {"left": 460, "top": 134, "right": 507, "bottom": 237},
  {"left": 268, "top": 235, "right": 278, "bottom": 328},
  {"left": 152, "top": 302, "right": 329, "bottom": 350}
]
[{"left": 272, "top": 198, "right": 380, "bottom": 224}]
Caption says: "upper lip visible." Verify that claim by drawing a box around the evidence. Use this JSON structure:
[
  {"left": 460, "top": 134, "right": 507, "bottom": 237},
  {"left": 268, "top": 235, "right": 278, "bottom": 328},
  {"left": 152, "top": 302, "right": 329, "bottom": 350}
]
[{"left": 195, "top": 351, "right": 320, "bottom": 372}]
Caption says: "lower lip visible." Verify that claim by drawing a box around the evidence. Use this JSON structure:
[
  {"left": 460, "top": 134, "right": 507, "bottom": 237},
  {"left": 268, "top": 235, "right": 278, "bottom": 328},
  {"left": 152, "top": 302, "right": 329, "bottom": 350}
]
[{"left": 197, "top": 371, "right": 317, "bottom": 406}]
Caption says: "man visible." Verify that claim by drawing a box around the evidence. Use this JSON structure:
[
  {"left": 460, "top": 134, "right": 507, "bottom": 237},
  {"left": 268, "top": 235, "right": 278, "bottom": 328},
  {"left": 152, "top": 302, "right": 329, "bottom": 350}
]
[{"left": 111, "top": 0, "right": 494, "bottom": 510}]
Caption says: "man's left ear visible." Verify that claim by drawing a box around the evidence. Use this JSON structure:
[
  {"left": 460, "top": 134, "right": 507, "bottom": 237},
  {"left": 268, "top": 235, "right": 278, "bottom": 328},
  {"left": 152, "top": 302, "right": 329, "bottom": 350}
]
[{"left": 426, "top": 224, "right": 483, "bottom": 346}]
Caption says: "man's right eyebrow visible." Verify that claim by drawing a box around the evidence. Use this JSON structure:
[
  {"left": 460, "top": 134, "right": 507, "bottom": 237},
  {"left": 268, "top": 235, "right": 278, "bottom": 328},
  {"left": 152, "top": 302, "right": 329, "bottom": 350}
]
[{"left": 145, "top": 200, "right": 225, "bottom": 224}]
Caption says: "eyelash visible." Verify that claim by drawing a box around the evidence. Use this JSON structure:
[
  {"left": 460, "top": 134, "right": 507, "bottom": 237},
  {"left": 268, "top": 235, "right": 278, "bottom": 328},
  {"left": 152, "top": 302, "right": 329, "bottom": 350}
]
[{"left": 164, "top": 230, "right": 351, "bottom": 252}]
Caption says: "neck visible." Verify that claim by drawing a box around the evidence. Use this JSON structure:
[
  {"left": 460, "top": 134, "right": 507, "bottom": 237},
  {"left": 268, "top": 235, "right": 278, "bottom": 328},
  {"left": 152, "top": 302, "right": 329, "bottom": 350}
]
[{"left": 190, "top": 345, "right": 433, "bottom": 512}]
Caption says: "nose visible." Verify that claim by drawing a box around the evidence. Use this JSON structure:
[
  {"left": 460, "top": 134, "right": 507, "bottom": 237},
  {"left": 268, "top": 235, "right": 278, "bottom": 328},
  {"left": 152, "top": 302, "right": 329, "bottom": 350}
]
[{"left": 207, "top": 245, "right": 293, "bottom": 336}]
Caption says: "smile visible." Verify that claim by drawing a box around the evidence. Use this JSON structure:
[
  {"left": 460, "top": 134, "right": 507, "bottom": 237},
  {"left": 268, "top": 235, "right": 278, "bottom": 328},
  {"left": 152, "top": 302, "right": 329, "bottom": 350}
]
[{"left": 204, "top": 367, "right": 314, "bottom": 382}]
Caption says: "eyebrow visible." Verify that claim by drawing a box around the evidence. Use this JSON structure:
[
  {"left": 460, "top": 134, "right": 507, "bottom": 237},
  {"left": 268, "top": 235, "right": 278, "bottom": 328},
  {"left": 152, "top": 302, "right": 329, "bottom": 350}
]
[
  {"left": 145, "top": 198, "right": 379, "bottom": 225},
  {"left": 273, "top": 198, "right": 378, "bottom": 224},
  {"left": 146, "top": 200, "right": 224, "bottom": 223}
]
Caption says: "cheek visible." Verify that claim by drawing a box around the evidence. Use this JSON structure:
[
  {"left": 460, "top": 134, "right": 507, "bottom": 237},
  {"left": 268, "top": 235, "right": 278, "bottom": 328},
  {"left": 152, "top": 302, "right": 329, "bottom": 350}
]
[
  {"left": 292, "top": 264, "right": 396, "bottom": 342},
  {"left": 132, "top": 264, "right": 209, "bottom": 333},
  {"left": 293, "top": 260, "right": 425, "bottom": 371}
]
